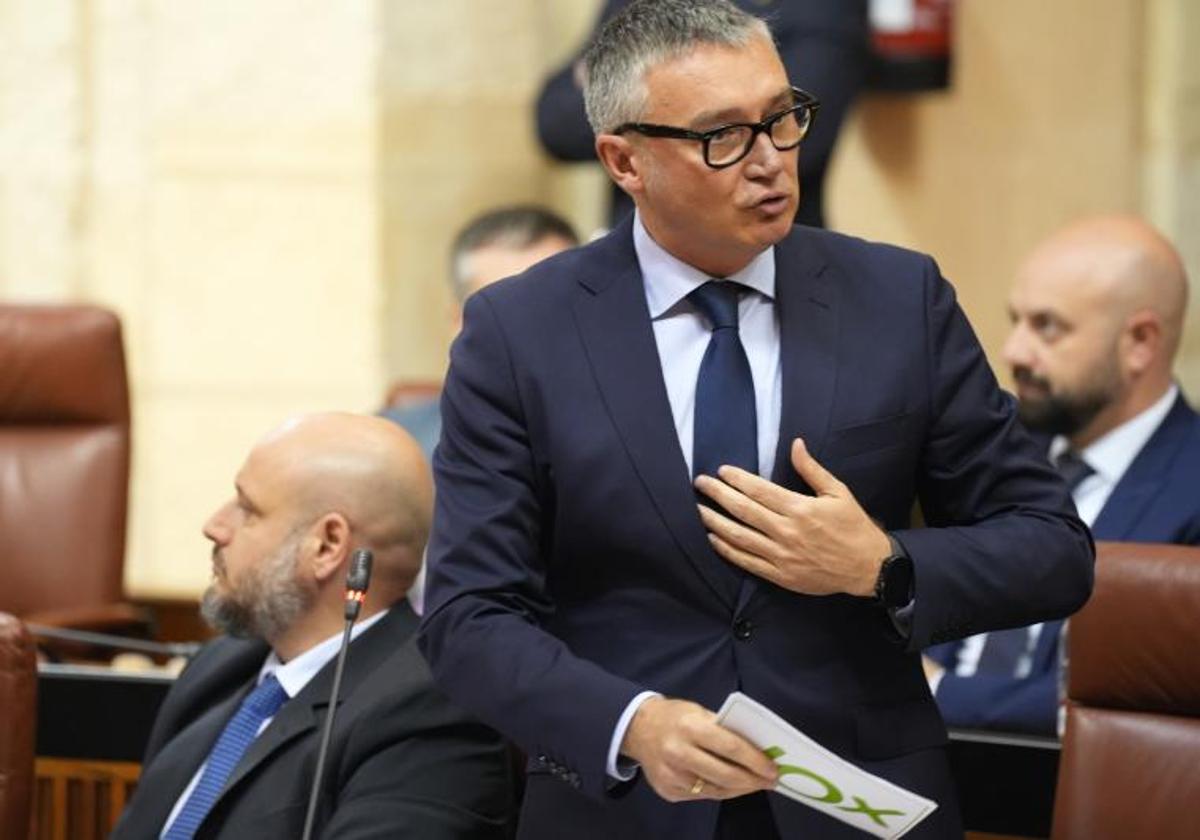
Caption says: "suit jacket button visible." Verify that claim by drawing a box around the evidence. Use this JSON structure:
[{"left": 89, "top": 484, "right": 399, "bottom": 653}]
[{"left": 734, "top": 619, "right": 753, "bottom": 641}]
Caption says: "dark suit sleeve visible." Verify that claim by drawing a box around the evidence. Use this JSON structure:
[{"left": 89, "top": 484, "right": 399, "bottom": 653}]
[
  {"left": 895, "top": 258, "right": 1095, "bottom": 650},
  {"left": 418, "top": 292, "right": 645, "bottom": 800},
  {"left": 319, "top": 690, "right": 512, "bottom": 840}
]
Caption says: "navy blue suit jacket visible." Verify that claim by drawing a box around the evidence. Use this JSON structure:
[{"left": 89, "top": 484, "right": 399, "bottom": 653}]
[
  {"left": 418, "top": 218, "right": 1093, "bottom": 839},
  {"left": 928, "top": 393, "right": 1200, "bottom": 735}
]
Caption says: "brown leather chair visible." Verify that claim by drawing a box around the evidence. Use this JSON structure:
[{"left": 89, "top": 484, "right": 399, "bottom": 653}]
[
  {"left": 1051, "top": 541, "right": 1200, "bottom": 840},
  {"left": 0, "top": 305, "right": 145, "bottom": 632},
  {"left": 0, "top": 612, "right": 36, "bottom": 840}
]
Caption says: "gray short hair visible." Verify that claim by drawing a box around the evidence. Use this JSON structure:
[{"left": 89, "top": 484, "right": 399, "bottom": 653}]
[{"left": 582, "top": 0, "right": 773, "bottom": 134}]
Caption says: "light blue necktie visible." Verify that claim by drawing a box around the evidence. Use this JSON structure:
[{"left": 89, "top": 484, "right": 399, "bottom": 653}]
[{"left": 162, "top": 674, "right": 288, "bottom": 839}]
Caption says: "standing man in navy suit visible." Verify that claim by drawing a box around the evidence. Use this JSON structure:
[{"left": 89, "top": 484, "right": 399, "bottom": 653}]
[
  {"left": 926, "top": 216, "right": 1200, "bottom": 736},
  {"left": 419, "top": 2, "right": 1093, "bottom": 837}
]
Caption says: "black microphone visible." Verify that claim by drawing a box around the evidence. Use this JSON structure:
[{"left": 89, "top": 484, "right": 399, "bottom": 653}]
[
  {"left": 302, "top": 548, "right": 374, "bottom": 840},
  {"left": 343, "top": 548, "right": 373, "bottom": 621}
]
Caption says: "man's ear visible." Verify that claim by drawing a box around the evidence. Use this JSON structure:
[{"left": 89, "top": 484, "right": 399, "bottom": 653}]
[
  {"left": 308, "top": 512, "right": 351, "bottom": 584},
  {"left": 1122, "top": 310, "right": 1162, "bottom": 376},
  {"left": 595, "top": 134, "right": 644, "bottom": 197}
]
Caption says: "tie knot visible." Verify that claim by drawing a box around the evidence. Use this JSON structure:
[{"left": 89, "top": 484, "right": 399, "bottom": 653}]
[
  {"left": 245, "top": 673, "right": 287, "bottom": 717},
  {"left": 1054, "top": 449, "right": 1095, "bottom": 493},
  {"left": 690, "top": 281, "right": 742, "bottom": 330}
]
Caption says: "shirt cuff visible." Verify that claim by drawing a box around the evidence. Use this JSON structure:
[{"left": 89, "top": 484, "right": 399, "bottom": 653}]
[{"left": 607, "top": 691, "right": 661, "bottom": 781}]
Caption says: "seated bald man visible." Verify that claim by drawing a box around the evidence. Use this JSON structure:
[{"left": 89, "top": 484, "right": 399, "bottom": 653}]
[
  {"left": 925, "top": 216, "right": 1200, "bottom": 735},
  {"left": 112, "top": 414, "right": 514, "bottom": 840}
]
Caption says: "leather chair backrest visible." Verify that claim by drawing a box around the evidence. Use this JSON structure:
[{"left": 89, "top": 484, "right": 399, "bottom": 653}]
[
  {"left": 1051, "top": 541, "right": 1200, "bottom": 840},
  {"left": 382, "top": 379, "right": 442, "bottom": 412},
  {"left": 0, "top": 305, "right": 131, "bottom": 617},
  {"left": 0, "top": 612, "right": 36, "bottom": 840}
]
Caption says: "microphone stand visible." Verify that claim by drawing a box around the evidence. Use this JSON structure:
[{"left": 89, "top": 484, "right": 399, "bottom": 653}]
[{"left": 301, "top": 549, "right": 373, "bottom": 840}]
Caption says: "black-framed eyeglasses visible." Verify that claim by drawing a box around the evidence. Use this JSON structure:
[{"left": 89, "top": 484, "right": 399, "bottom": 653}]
[{"left": 613, "top": 86, "right": 820, "bottom": 169}]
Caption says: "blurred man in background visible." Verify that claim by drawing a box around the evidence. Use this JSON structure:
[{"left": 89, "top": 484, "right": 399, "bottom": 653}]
[
  {"left": 926, "top": 216, "right": 1200, "bottom": 735},
  {"left": 383, "top": 206, "right": 578, "bottom": 615},
  {"left": 383, "top": 205, "right": 579, "bottom": 459},
  {"left": 113, "top": 413, "right": 513, "bottom": 839}
]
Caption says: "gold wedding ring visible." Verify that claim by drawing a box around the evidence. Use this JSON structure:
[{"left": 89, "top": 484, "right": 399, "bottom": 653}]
[{"left": 689, "top": 777, "right": 706, "bottom": 796}]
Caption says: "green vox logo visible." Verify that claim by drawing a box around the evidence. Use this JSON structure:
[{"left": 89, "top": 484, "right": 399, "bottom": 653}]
[{"left": 764, "top": 746, "right": 905, "bottom": 829}]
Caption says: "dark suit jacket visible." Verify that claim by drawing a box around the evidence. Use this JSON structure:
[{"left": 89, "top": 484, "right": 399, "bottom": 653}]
[
  {"left": 418, "top": 218, "right": 1093, "bottom": 839},
  {"left": 535, "top": 0, "right": 869, "bottom": 228},
  {"left": 928, "top": 392, "right": 1200, "bottom": 734},
  {"left": 113, "top": 603, "right": 513, "bottom": 839}
]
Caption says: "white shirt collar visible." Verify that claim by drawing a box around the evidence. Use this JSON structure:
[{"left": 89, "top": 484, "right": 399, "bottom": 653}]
[
  {"left": 633, "top": 210, "right": 775, "bottom": 319},
  {"left": 256, "top": 608, "right": 388, "bottom": 699},
  {"left": 1050, "top": 384, "right": 1179, "bottom": 484}
]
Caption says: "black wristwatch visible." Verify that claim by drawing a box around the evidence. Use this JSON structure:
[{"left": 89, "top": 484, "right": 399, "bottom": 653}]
[{"left": 873, "top": 536, "right": 914, "bottom": 609}]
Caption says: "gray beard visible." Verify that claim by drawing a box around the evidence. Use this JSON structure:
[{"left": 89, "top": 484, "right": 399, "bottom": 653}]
[{"left": 200, "top": 535, "right": 313, "bottom": 641}]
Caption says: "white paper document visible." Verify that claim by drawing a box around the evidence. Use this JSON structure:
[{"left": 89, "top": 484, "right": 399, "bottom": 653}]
[{"left": 716, "top": 692, "right": 939, "bottom": 839}]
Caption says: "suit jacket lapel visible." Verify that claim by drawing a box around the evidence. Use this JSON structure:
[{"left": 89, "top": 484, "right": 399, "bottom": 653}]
[
  {"left": 770, "top": 228, "right": 839, "bottom": 479},
  {"left": 214, "top": 605, "right": 419, "bottom": 816},
  {"left": 1092, "top": 394, "right": 1191, "bottom": 539},
  {"left": 129, "top": 686, "right": 250, "bottom": 835},
  {"left": 572, "top": 219, "right": 739, "bottom": 607},
  {"left": 738, "top": 229, "right": 837, "bottom": 612}
]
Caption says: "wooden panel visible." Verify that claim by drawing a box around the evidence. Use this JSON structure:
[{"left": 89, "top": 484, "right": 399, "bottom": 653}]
[{"left": 32, "top": 759, "right": 139, "bottom": 840}]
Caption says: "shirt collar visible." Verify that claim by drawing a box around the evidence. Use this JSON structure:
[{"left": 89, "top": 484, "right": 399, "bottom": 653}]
[
  {"left": 1049, "top": 384, "right": 1179, "bottom": 485},
  {"left": 257, "top": 608, "right": 388, "bottom": 699},
  {"left": 633, "top": 210, "right": 775, "bottom": 319}
]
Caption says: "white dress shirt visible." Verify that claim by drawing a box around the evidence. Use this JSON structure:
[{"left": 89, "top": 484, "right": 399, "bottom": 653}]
[
  {"left": 936, "top": 385, "right": 1179, "bottom": 686},
  {"left": 160, "top": 610, "right": 387, "bottom": 836},
  {"left": 1048, "top": 384, "right": 1179, "bottom": 527},
  {"left": 606, "top": 213, "right": 783, "bottom": 780}
]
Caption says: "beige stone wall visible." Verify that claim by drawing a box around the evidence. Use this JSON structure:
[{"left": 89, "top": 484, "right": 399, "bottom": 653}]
[
  {"left": 0, "top": 0, "right": 604, "bottom": 599},
  {"left": 0, "top": 1, "right": 85, "bottom": 300},
  {"left": 1, "top": 0, "right": 1195, "bottom": 598},
  {"left": 1143, "top": 0, "right": 1200, "bottom": 392},
  {"left": 378, "top": 0, "right": 606, "bottom": 382},
  {"left": 827, "top": 0, "right": 1200, "bottom": 395}
]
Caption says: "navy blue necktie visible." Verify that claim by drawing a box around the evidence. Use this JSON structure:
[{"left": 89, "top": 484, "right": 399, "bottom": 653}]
[
  {"left": 691, "top": 280, "right": 757, "bottom": 479},
  {"left": 163, "top": 674, "right": 288, "bottom": 839},
  {"left": 977, "top": 450, "right": 1095, "bottom": 676}
]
